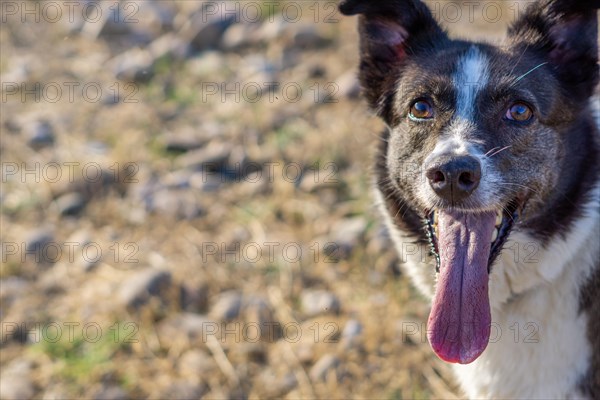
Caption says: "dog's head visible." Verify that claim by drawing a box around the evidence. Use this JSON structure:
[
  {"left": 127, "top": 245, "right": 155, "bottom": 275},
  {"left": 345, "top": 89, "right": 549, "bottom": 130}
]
[{"left": 340, "top": 0, "right": 599, "bottom": 364}]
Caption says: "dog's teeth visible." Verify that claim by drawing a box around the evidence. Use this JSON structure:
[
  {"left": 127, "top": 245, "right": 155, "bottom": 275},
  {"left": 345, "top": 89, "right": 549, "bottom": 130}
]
[
  {"left": 495, "top": 212, "right": 503, "bottom": 227},
  {"left": 491, "top": 229, "right": 499, "bottom": 243}
]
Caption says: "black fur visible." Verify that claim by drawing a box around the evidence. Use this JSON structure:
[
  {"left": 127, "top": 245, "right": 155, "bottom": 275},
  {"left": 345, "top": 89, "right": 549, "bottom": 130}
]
[
  {"left": 508, "top": 0, "right": 599, "bottom": 102},
  {"left": 339, "top": 0, "right": 449, "bottom": 123}
]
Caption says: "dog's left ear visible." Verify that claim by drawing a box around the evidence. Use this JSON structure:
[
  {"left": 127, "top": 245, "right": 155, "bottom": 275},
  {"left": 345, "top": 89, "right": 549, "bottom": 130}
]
[
  {"left": 339, "top": 0, "right": 448, "bottom": 122},
  {"left": 508, "top": 0, "right": 599, "bottom": 101}
]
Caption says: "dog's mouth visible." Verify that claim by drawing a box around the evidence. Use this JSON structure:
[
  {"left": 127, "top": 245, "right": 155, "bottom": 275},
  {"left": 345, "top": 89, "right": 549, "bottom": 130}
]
[
  {"left": 422, "top": 199, "right": 524, "bottom": 364},
  {"left": 424, "top": 200, "right": 521, "bottom": 273}
]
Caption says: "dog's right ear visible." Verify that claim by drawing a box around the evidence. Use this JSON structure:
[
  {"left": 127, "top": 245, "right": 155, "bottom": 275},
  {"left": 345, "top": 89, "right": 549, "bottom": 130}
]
[
  {"left": 507, "top": 0, "right": 599, "bottom": 102},
  {"left": 339, "top": 0, "right": 447, "bottom": 119}
]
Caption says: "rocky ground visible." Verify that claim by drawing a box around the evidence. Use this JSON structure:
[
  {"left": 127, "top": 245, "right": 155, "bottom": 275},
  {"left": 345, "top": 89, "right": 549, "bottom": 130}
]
[{"left": 1, "top": 1, "right": 509, "bottom": 399}]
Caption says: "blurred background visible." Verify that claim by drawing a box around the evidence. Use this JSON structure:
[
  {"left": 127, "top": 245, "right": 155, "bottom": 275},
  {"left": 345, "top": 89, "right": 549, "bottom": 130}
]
[{"left": 1, "top": 1, "right": 511, "bottom": 398}]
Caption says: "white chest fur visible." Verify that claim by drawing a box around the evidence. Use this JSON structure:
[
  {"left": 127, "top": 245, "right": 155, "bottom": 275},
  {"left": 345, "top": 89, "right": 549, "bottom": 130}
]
[
  {"left": 456, "top": 207, "right": 599, "bottom": 398},
  {"left": 377, "top": 183, "right": 599, "bottom": 398}
]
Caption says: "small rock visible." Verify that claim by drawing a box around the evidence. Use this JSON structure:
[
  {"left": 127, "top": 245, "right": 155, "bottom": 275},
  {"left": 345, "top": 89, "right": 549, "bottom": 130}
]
[
  {"left": 244, "top": 296, "right": 280, "bottom": 341},
  {"left": 1, "top": 321, "right": 28, "bottom": 344},
  {"left": 188, "top": 172, "right": 222, "bottom": 192},
  {"left": 53, "top": 192, "right": 86, "bottom": 216},
  {"left": 64, "top": 230, "right": 97, "bottom": 271},
  {"left": 0, "top": 359, "right": 34, "bottom": 400},
  {"left": 67, "top": 168, "right": 125, "bottom": 201},
  {"left": 293, "top": 26, "right": 330, "bottom": 50},
  {"left": 158, "top": 313, "right": 214, "bottom": 348},
  {"left": 162, "top": 381, "right": 207, "bottom": 400},
  {"left": 86, "top": 141, "right": 110, "bottom": 155},
  {"left": 187, "top": 51, "right": 224, "bottom": 76},
  {"left": 149, "top": 188, "right": 202, "bottom": 220},
  {"left": 209, "top": 290, "right": 242, "bottom": 321},
  {"left": 182, "top": 3, "right": 237, "bottom": 51},
  {"left": 160, "top": 170, "right": 193, "bottom": 189},
  {"left": 110, "top": 49, "right": 155, "bottom": 83},
  {"left": 276, "top": 373, "right": 298, "bottom": 396},
  {"left": 342, "top": 319, "right": 362, "bottom": 338},
  {"left": 95, "top": 1, "right": 174, "bottom": 43},
  {"left": 161, "top": 124, "right": 222, "bottom": 153},
  {"left": 238, "top": 54, "right": 277, "bottom": 80},
  {"left": 0, "top": 57, "right": 33, "bottom": 83},
  {"left": 178, "top": 349, "right": 217, "bottom": 377},
  {"left": 162, "top": 135, "right": 206, "bottom": 153},
  {"left": 42, "top": 384, "right": 70, "bottom": 400},
  {"left": 337, "top": 70, "right": 361, "bottom": 99},
  {"left": 259, "top": 371, "right": 297, "bottom": 398},
  {"left": 93, "top": 385, "right": 128, "bottom": 400},
  {"left": 25, "top": 119, "right": 54, "bottom": 149},
  {"left": 254, "top": 16, "right": 287, "bottom": 42},
  {"left": 309, "top": 354, "right": 340, "bottom": 382},
  {"left": 175, "top": 142, "right": 232, "bottom": 170},
  {"left": 0, "top": 277, "right": 29, "bottom": 308},
  {"left": 301, "top": 290, "right": 340, "bottom": 317},
  {"left": 329, "top": 217, "right": 368, "bottom": 259},
  {"left": 340, "top": 319, "right": 363, "bottom": 349},
  {"left": 27, "top": 228, "right": 54, "bottom": 252},
  {"left": 299, "top": 170, "right": 340, "bottom": 193},
  {"left": 25, "top": 228, "right": 55, "bottom": 264},
  {"left": 180, "top": 283, "right": 209, "bottom": 313},
  {"left": 234, "top": 342, "right": 267, "bottom": 363},
  {"left": 118, "top": 269, "right": 172, "bottom": 309},
  {"left": 221, "top": 23, "right": 256, "bottom": 50},
  {"left": 149, "top": 32, "right": 188, "bottom": 60}
]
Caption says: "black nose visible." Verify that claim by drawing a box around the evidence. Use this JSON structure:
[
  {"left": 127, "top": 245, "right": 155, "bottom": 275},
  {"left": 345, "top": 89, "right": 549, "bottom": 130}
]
[{"left": 425, "top": 155, "right": 481, "bottom": 202}]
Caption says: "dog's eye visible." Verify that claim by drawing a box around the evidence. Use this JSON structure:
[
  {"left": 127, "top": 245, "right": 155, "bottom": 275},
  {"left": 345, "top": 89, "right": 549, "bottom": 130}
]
[
  {"left": 505, "top": 103, "right": 533, "bottom": 122},
  {"left": 409, "top": 100, "right": 434, "bottom": 120}
]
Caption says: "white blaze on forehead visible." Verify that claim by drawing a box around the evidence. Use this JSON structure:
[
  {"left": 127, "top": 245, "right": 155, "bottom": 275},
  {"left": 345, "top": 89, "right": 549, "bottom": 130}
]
[{"left": 454, "top": 46, "right": 489, "bottom": 121}]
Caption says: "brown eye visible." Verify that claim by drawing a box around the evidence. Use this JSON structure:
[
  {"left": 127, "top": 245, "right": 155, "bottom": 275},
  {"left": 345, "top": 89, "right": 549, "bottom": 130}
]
[
  {"left": 409, "top": 100, "right": 434, "bottom": 120},
  {"left": 505, "top": 102, "right": 533, "bottom": 122}
]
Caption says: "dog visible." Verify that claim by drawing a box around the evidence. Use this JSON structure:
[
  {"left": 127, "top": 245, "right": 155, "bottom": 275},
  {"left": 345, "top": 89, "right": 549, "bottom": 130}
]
[{"left": 339, "top": 0, "right": 599, "bottom": 397}]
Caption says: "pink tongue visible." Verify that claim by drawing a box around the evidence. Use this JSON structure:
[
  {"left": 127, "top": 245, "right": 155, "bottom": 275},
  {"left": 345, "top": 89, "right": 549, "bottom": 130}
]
[{"left": 427, "top": 210, "right": 496, "bottom": 364}]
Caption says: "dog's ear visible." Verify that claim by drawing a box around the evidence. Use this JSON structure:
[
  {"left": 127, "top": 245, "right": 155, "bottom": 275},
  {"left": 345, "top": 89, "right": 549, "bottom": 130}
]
[
  {"left": 339, "top": 0, "right": 448, "bottom": 120},
  {"left": 508, "top": 0, "right": 599, "bottom": 101}
]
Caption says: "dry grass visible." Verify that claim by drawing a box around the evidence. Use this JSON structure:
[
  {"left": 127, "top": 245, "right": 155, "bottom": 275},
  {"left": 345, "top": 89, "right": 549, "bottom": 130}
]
[{"left": 1, "top": 1, "right": 513, "bottom": 398}]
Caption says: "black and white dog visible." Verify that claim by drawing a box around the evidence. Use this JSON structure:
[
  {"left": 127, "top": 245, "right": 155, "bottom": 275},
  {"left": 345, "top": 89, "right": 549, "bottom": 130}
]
[{"left": 340, "top": 0, "right": 599, "bottom": 397}]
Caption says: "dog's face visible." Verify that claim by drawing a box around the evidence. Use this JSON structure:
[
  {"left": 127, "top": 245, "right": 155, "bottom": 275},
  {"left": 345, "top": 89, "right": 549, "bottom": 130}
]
[
  {"left": 340, "top": 0, "right": 599, "bottom": 364},
  {"left": 388, "top": 43, "right": 561, "bottom": 216}
]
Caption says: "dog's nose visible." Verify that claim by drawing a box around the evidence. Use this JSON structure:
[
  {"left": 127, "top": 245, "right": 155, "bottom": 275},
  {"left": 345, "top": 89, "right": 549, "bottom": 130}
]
[{"left": 425, "top": 155, "right": 481, "bottom": 202}]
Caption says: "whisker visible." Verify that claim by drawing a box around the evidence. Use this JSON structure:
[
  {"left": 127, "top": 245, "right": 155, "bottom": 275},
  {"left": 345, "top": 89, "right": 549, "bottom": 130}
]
[
  {"left": 487, "top": 145, "right": 513, "bottom": 158},
  {"left": 500, "top": 204, "right": 516, "bottom": 223},
  {"left": 498, "top": 182, "right": 540, "bottom": 195},
  {"left": 371, "top": 131, "right": 388, "bottom": 142},
  {"left": 484, "top": 146, "right": 501, "bottom": 157},
  {"left": 508, "top": 43, "right": 530, "bottom": 78},
  {"left": 513, "top": 62, "right": 548, "bottom": 83}
]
